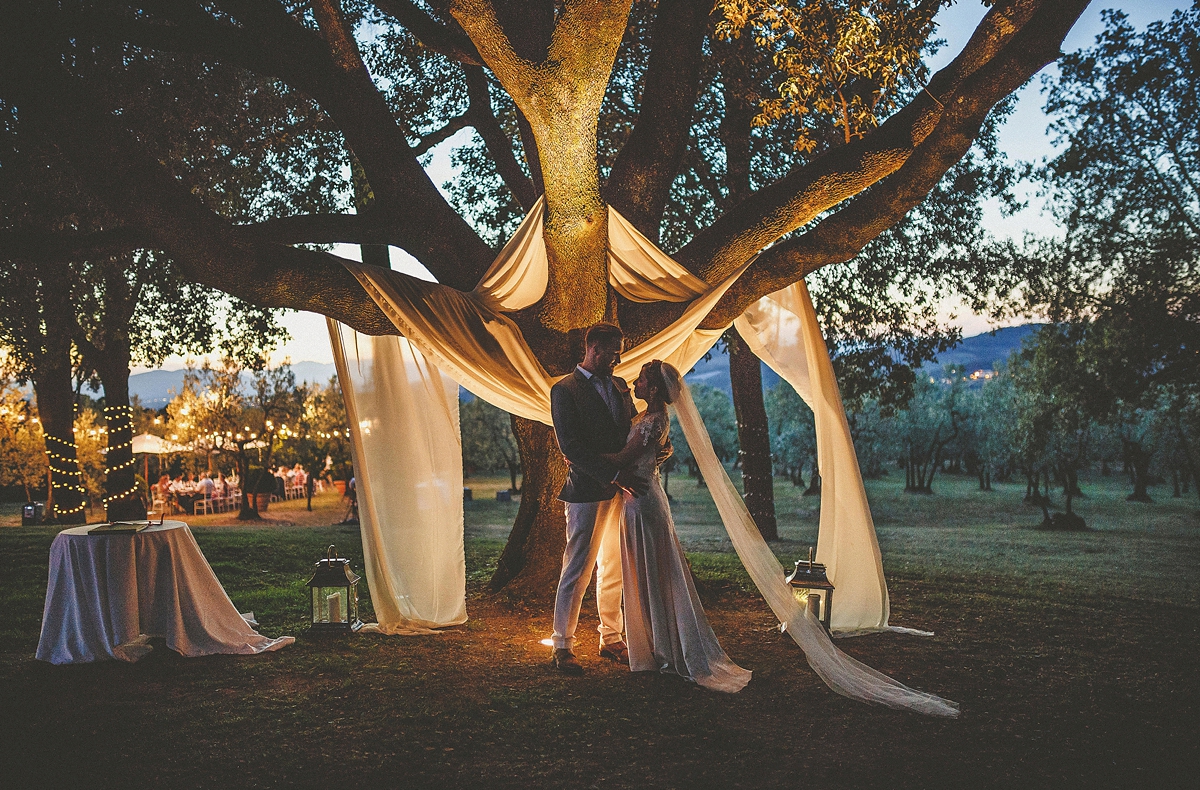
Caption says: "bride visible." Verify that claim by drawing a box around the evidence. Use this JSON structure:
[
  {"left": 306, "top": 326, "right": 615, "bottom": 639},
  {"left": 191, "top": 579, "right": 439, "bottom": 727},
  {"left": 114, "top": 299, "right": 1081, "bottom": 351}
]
[{"left": 602, "top": 360, "right": 752, "bottom": 693}]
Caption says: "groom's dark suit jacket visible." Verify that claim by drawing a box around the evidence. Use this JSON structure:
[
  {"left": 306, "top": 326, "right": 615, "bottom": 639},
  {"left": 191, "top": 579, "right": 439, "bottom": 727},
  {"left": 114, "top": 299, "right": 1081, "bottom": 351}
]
[{"left": 551, "top": 369, "right": 635, "bottom": 503}]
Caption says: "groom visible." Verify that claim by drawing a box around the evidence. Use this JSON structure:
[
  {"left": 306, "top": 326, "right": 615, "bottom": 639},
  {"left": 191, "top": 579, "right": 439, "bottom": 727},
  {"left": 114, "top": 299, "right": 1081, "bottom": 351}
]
[{"left": 548, "top": 322, "right": 648, "bottom": 675}]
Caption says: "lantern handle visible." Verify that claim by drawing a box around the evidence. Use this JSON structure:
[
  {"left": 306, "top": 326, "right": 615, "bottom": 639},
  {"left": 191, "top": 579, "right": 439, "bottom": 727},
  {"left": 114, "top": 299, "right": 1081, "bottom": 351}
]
[{"left": 326, "top": 544, "right": 337, "bottom": 562}]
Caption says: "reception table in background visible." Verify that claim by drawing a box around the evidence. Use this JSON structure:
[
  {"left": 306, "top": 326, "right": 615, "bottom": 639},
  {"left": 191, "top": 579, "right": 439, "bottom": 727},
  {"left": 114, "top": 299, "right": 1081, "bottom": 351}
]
[{"left": 36, "top": 520, "right": 294, "bottom": 665}]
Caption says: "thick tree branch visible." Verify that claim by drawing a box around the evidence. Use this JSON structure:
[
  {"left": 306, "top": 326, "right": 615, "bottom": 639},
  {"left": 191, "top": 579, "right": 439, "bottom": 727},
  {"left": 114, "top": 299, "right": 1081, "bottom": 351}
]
[
  {"left": 603, "top": 0, "right": 710, "bottom": 242},
  {"left": 64, "top": 2, "right": 495, "bottom": 288},
  {"left": 675, "top": 0, "right": 1070, "bottom": 285},
  {"left": 694, "top": 0, "right": 1092, "bottom": 328},
  {"left": 2, "top": 45, "right": 401, "bottom": 335},
  {"left": 412, "top": 112, "right": 471, "bottom": 156},
  {"left": 371, "top": 0, "right": 484, "bottom": 65}
]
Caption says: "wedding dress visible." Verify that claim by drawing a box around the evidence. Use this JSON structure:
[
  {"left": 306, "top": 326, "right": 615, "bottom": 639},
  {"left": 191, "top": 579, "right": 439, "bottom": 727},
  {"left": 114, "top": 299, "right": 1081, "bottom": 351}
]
[{"left": 620, "top": 408, "right": 753, "bottom": 693}]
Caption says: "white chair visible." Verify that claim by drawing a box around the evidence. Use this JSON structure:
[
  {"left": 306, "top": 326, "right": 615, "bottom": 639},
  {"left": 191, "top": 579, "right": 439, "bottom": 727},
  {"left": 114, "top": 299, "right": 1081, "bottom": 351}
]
[{"left": 194, "top": 497, "right": 213, "bottom": 515}]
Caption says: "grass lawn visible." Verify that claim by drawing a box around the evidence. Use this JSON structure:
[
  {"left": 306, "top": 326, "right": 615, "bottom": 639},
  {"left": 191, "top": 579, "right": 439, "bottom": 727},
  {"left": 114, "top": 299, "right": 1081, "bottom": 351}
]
[{"left": 0, "top": 472, "right": 1197, "bottom": 789}]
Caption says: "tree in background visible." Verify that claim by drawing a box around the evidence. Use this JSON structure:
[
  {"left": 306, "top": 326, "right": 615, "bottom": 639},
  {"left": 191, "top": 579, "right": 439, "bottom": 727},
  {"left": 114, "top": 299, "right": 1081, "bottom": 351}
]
[
  {"left": 460, "top": 397, "right": 522, "bottom": 493},
  {"left": 666, "top": 382, "right": 739, "bottom": 488},
  {"left": 0, "top": 380, "right": 48, "bottom": 502},
  {"left": 291, "top": 377, "right": 351, "bottom": 511},
  {"left": 73, "top": 251, "right": 288, "bottom": 519},
  {"left": 898, "top": 367, "right": 964, "bottom": 494},
  {"left": 72, "top": 407, "right": 109, "bottom": 512},
  {"left": 0, "top": 259, "right": 86, "bottom": 522},
  {"left": 765, "top": 380, "right": 817, "bottom": 492},
  {"left": 1008, "top": 324, "right": 1102, "bottom": 528},
  {"left": 172, "top": 359, "right": 302, "bottom": 519},
  {"left": 1000, "top": 8, "right": 1200, "bottom": 503},
  {"left": 959, "top": 368, "right": 1016, "bottom": 491}
]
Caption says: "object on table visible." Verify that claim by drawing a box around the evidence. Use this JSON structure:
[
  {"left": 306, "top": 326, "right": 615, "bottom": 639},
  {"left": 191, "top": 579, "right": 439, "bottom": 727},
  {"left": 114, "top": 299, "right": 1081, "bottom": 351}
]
[
  {"left": 306, "top": 544, "right": 363, "bottom": 635},
  {"left": 88, "top": 521, "right": 150, "bottom": 534}
]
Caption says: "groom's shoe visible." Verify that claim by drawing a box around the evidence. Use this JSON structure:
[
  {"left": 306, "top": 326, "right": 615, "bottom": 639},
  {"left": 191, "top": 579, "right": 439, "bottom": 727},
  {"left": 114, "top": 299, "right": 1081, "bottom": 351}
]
[
  {"left": 599, "top": 641, "right": 629, "bottom": 665},
  {"left": 552, "top": 648, "right": 584, "bottom": 676}
]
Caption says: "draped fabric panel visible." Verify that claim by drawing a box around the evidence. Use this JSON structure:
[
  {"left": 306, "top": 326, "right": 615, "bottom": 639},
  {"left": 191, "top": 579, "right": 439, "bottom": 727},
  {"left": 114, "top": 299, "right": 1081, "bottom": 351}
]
[
  {"left": 328, "top": 321, "right": 467, "bottom": 633},
  {"left": 734, "top": 283, "right": 890, "bottom": 633},
  {"left": 333, "top": 206, "right": 892, "bottom": 635}
]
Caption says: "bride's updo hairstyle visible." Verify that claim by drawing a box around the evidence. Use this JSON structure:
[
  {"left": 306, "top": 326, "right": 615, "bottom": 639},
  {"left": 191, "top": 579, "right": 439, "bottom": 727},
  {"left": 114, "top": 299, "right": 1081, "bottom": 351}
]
[{"left": 644, "top": 360, "right": 676, "bottom": 404}]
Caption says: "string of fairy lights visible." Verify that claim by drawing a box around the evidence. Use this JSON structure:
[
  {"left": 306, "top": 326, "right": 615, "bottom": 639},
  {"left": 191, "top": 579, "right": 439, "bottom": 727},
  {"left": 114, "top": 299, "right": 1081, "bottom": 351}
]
[
  {"left": 15, "top": 398, "right": 352, "bottom": 516},
  {"left": 44, "top": 434, "right": 88, "bottom": 516},
  {"left": 98, "top": 404, "right": 140, "bottom": 505}
]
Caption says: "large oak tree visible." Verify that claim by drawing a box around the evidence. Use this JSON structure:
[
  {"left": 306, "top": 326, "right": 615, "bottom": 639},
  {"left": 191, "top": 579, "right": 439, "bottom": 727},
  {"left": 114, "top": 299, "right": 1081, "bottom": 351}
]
[{"left": 0, "top": 0, "right": 1089, "bottom": 594}]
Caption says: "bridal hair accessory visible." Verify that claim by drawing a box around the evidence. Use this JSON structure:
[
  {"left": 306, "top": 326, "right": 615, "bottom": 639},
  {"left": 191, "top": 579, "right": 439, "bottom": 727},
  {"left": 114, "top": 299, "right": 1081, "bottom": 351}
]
[{"left": 660, "top": 362, "right": 959, "bottom": 718}]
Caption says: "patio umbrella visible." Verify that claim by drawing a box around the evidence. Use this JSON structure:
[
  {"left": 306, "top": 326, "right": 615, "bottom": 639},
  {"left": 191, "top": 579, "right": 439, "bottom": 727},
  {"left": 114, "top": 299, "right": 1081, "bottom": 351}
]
[{"left": 132, "top": 433, "right": 189, "bottom": 495}]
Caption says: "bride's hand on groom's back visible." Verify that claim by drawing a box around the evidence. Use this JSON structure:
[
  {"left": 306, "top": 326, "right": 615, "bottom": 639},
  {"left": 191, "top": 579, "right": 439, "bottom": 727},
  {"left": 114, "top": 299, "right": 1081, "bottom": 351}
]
[{"left": 615, "top": 468, "right": 649, "bottom": 497}]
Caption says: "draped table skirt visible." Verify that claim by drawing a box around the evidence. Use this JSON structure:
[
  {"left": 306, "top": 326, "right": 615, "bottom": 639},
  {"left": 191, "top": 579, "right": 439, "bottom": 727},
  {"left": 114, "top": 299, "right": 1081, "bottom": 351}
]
[{"left": 36, "top": 521, "right": 294, "bottom": 665}]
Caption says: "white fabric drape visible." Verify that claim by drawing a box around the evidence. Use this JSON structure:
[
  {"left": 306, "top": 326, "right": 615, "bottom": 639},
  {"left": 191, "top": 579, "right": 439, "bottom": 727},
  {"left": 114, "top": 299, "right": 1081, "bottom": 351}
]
[
  {"left": 734, "top": 283, "right": 889, "bottom": 633},
  {"left": 328, "top": 321, "right": 467, "bottom": 632},
  {"left": 662, "top": 367, "right": 958, "bottom": 715},
  {"left": 329, "top": 199, "right": 954, "bottom": 712}
]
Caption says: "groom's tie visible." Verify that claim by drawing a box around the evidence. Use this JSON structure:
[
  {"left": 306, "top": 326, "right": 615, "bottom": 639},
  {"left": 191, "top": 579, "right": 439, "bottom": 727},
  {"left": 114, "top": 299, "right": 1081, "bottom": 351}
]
[{"left": 594, "top": 375, "right": 622, "bottom": 424}]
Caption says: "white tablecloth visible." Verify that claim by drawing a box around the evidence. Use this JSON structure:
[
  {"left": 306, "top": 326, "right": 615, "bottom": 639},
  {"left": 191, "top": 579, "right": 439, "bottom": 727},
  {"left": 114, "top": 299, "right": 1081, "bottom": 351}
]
[{"left": 36, "top": 521, "right": 294, "bottom": 664}]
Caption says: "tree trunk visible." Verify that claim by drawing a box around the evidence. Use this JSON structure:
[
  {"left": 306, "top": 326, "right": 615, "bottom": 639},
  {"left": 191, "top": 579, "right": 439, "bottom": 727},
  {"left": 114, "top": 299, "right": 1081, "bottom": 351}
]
[
  {"left": 727, "top": 328, "right": 777, "bottom": 540},
  {"left": 34, "top": 356, "right": 86, "bottom": 524},
  {"left": 97, "top": 358, "right": 146, "bottom": 521},
  {"left": 1123, "top": 439, "right": 1153, "bottom": 502},
  {"left": 236, "top": 450, "right": 259, "bottom": 520},
  {"left": 489, "top": 416, "right": 569, "bottom": 599},
  {"left": 802, "top": 468, "right": 822, "bottom": 497}
]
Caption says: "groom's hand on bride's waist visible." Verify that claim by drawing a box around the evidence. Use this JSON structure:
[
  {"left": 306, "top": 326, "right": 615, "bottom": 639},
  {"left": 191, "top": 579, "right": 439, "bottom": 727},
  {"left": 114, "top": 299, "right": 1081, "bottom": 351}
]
[{"left": 614, "top": 468, "right": 649, "bottom": 497}]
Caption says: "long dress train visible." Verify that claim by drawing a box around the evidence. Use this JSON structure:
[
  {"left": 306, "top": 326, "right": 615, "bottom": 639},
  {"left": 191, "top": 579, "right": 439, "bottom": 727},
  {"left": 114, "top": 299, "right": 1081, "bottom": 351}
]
[{"left": 620, "top": 410, "right": 752, "bottom": 693}]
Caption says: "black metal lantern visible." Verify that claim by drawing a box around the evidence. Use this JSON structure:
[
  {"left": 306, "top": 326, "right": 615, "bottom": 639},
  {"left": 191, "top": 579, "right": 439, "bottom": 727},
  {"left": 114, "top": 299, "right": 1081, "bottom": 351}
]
[
  {"left": 306, "top": 544, "right": 362, "bottom": 634},
  {"left": 786, "top": 547, "right": 835, "bottom": 633}
]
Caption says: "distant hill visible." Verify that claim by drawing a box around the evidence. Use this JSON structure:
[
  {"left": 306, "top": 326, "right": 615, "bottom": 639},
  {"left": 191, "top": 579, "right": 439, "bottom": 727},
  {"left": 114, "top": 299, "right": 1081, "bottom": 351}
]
[
  {"left": 922, "top": 324, "right": 1039, "bottom": 375},
  {"left": 122, "top": 326, "right": 1035, "bottom": 406},
  {"left": 675, "top": 323, "right": 1039, "bottom": 399},
  {"left": 128, "top": 361, "right": 337, "bottom": 406}
]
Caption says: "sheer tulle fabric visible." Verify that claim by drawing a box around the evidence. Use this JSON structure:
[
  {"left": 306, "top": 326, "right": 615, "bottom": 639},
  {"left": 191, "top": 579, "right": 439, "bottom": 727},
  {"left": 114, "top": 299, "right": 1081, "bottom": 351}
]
[{"left": 661, "top": 366, "right": 960, "bottom": 717}]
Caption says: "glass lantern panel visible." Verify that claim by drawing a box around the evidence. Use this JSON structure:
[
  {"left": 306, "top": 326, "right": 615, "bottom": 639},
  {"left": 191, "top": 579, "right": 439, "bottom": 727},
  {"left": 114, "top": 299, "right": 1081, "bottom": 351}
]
[
  {"left": 312, "top": 586, "right": 350, "bottom": 624},
  {"left": 791, "top": 588, "right": 824, "bottom": 618}
]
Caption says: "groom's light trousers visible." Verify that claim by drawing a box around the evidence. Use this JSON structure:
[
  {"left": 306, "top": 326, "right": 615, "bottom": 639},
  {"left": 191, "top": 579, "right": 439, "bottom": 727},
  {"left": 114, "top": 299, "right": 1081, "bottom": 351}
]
[{"left": 552, "top": 496, "right": 625, "bottom": 651}]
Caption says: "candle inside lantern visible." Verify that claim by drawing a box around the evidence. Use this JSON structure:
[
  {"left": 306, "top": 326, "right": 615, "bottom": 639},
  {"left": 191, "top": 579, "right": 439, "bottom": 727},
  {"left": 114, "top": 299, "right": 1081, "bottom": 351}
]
[{"left": 327, "top": 591, "right": 343, "bottom": 623}]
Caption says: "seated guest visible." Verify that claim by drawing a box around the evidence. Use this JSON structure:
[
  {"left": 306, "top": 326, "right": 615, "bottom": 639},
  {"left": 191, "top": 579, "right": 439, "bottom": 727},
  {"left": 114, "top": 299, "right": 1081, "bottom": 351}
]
[
  {"left": 198, "top": 472, "right": 215, "bottom": 500},
  {"left": 152, "top": 475, "right": 172, "bottom": 510},
  {"left": 212, "top": 472, "right": 227, "bottom": 497},
  {"left": 172, "top": 474, "right": 196, "bottom": 513}
]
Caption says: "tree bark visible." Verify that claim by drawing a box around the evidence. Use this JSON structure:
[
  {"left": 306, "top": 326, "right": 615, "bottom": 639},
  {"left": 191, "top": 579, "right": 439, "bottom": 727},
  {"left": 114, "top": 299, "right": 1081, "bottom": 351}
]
[
  {"left": 489, "top": 415, "right": 569, "bottom": 599},
  {"left": 34, "top": 356, "right": 87, "bottom": 524},
  {"left": 728, "top": 328, "right": 777, "bottom": 540},
  {"left": 97, "top": 358, "right": 146, "bottom": 520}
]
